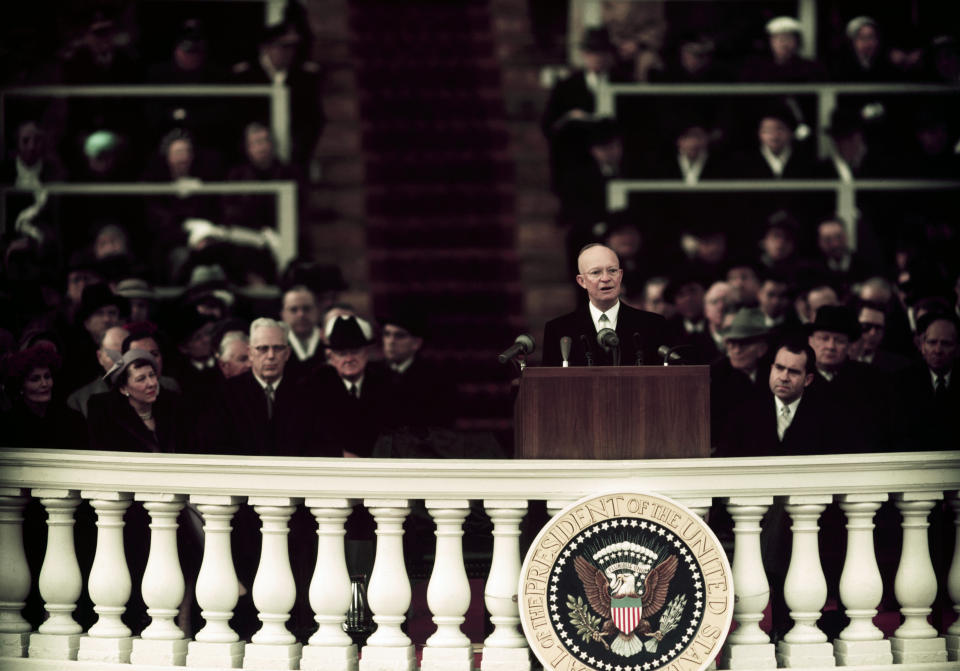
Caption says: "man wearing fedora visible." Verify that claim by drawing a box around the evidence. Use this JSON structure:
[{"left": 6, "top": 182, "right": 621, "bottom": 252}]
[
  {"left": 60, "top": 283, "right": 128, "bottom": 394},
  {"left": 806, "top": 305, "right": 904, "bottom": 452},
  {"left": 709, "top": 307, "right": 773, "bottom": 449},
  {"left": 311, "top": 315, "right": 392, "bottom": 458}
]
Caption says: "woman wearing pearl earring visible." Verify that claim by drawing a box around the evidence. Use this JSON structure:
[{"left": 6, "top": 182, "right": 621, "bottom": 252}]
[{"left": 88, "top": 349, "right": 189, "bottom": 452}]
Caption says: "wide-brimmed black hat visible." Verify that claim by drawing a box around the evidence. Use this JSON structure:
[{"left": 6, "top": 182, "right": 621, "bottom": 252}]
[
  {"left": 579, "top": 27, "right": 616, "bottom": 53},
  {"left": 76, "top": 283, "right": 128, "bottom": 325},
  {"left": 806, "top": 305, "right": 860, "bottom": 340},
  {"left": 325, "top": 316, "right": 374, "bottom": 351},
  {"left": 379, "top": 302, "right": 427, "bottom": 338},
  {"left": 168, "top": 306, "right": 217, "bottom": 346}
]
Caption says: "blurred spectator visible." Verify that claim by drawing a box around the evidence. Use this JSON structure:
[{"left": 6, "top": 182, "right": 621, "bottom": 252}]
[
  {"left": 144, "top": 128, "right": 222, "bottom": 181},
  {"left": 607, "top": 13, "right": 667, "bottom": 82},
  {"left": 647, "top": 115, "right": 724, "bottom": 182},
  {"left": 726, "top": 260, "right": 761, "bottom": 305},
  {"left": 281, "top": 285, "right": 323, "bottom": 379},
  {"left": 0, "top": 343, "right": 85, "bottom": 448},
  {"left": 60, "top": 282, "right": 127, "bottom": 393},
  {"left": 930, "top": 35, "right": 960, "bottom": 84},
  {"left": 651, "top": 34, "right": 730, "bottom": 83},
  {"left": 164, "top": 306, "right": 218, "bottom": 397},
  {"left": 831, "top": 16, "right": 897, "bottom": 82},
  {"left": 0, "top": 120, "right": 65, "bottom": 187},
  {"left": 802, "top": 217, "right": 875, "bottom": 293},
  {"left": 849, "top": 302, "right": 912, "bottom": 373},
  {"left": 541, "top": 27, "right": 617, "bottom": 191},
  {"left": 60, "top": 10, "right": 141, "bottom": 84},
  {"left": 888, "top": 30, "right": 927, "bottom": 81},
  {"left": 741, "top": 16, "right": 826, "bottom": 82},
  {"left": 280, "top": 261, "right": 348, "bottom": 313},
  {"left": 825, "top": 104, "right": 893, "bottom": 179},
  {"left": 65, "top": 324, "right": 128, "bottom": 417},
  {"left": 664, "top": 273, "right": 707, "bottom": 352},
  {"left": 232, "top": 21, "right": 325, "bottom": 170},
  {"left": 147, "top": 19, "right": 227, "bottom": 84},
  {"left": 702, "top": 281, "right": 733, "bottom": 358},
  {"left": 733, "top": 105, "right": 824, "bottom": 178},
  {"left": 904, "top": 108, "right": 960, "bottom": 178},
  {"left": 756, "top": 269, "right": 800, "bottom": 334},
  {"left": 215, "top": 331, "right": 252, "bottom": 380},
  {"left": 114, "top": 278, "right": 155, "bottom": 323},
  {"left": 604, "top": 217, "right": 653, "bottom": 296},
  {"left": 223, "top": 122, "right": 300, "bottom": 230},
  {"left": 796, "top": 281, "right": 840, "bottom": 324},
  {"left": 638, "top": 276, "right": 671, "bottom": 317},
  {"left": 757, "top": 210, "right": 801, "bottom": 279},
  {"left": 75, "top": 129, "right": 132, "bottom": 182}
]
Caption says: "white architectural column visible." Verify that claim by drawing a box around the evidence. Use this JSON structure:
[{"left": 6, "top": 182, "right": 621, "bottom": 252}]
[
  {"left": 422, "top": 500, "right": 473, "bottom": 671},
  {"left": 243, "top": 497, "right": 302, "bottom": 670},
  {"left": 131, "top": 494, "right": 188, "bottom": 667},
  {"left": 947, "top": 494, "right": 960, "bottom": 661},
  {"left": 481, "top": 500, "right": 530, "bottom": 671},
  {"left": 77, "top": 491, "right": 133, "bottom": 664},
  {"left": 301, "top": 498, "right": 358, "bottom": 671},
  {"left": 359, "top": 499, "right": 415, "bottom": 671},
  {"left": 776, "top": 496, "right": 834, "bottom": 667},
  {"left": 545, "top": 500, "right": 572, "bottom": 518},
  {"left": 834, "top": 494, "right": 892, "bottom": 665},
  {"left": 891, "top": 492, "right": 947, "bottom": 664},
  {"left": 186, "top": 496, "right": 245, "bottom": 669},
  {"left": 0, "top": 489, "right": 31, "bottom": 657},
  {"left": 720, "top": 496, "right": 776, "bottom": 670},
  {"left": 29, "top": 490, "right": 83, "bottom": 660}
]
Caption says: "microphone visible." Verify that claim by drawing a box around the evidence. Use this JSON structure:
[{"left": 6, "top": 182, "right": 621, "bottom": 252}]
[
  {"left": 580, "top": 334, "right": 595, "bottom": 367},
  {"left": 497, "top": 334, "right": 535, "bottom": 364},
  {"left": 633, "top": 332, "right": 644, "bottom": 366},
  {"left": 596, "top": 328, "right": 620, "bottom": 349},
  {"left": 658, "top": 344, "right": 685, "bottom": 365},
  {"left": 560, "top": 336, "right": 572, "bottom": 368}
]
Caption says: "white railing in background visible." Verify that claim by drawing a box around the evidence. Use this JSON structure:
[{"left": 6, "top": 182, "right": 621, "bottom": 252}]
[
  {"left": 607, "top": 179, "right": 960, "bottom": 251},
  {"left": 1, "top": 181, "right": 298, "bottom": 272},
  {"left": 0, "top": 85, "right": 291, "bottom": 162},
  {"left": 0, "top": 448, "right": 958, "bottom": 670},
  {"left": 595, "top": 82, "right": 959, "bottom": 159}
]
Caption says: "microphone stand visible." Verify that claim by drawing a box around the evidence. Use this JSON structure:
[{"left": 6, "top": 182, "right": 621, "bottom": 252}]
[{"left": 580, "top": 335, "right": 594, "bottom": 367}]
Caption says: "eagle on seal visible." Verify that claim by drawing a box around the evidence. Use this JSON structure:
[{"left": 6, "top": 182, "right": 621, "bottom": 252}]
[{"left": 574, "top": 553, "right": 679, "bottom": 657}]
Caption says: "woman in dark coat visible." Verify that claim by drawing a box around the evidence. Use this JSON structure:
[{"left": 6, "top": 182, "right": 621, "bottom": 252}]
[
  {"left": 0, "top": 343, "right": 86, "bottom": 448},
  {"left": 88, "top": 349, "right": 191, "bottom": 452}
]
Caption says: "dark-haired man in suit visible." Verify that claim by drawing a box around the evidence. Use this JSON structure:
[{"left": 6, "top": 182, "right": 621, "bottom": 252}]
[
  {"left": 542, "top": 243, "right": 668, "bottom": 366},
  {"left": 898, "top": 312, "right": 959, "bottom": 449}
]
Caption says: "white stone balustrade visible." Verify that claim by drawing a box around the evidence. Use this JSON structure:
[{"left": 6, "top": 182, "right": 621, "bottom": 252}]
[
  {"left": 947, "top": 496, "right": 960, "bottom": 662},
  {"left": 0, "top": 490, "right": 31, "bottom": 658},
  {"left": 130, "top": 493, "right": 188, "bottom": 667},
  {"left": 0, "top": 449, "right": 957, "bottom": 671},
  {"left": 422, "top": 500, "right": 473, "bottom": 671},
  {"left": 360, "top": 499, "right": 415, "bottom": 671},
  {"left": 302, "top": 498, "right": 357, "bottom": 671},
  {"left": 777, "top": 495, "right": 834, "bottom": 668},
  {"left": 721, "top": 496, "right": 776, "bottom": 670},
  {"left": 481, "top": 500, "right": 529, "bottom": 671},
  {"left": 834, "top": 494, "right": 891, "bottom": 666},
  {"left": 892, "top": 491, "right": 948, "bottom": 664}
]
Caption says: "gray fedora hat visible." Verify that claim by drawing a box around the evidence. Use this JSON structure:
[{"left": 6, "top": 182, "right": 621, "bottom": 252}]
[{"left": 724, "top": 308, "right": 770, "bottom": 341}]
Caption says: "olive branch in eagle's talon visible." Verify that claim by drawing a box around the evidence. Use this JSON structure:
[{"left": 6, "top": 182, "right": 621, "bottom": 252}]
[{"left": 567, "top": 594, "right": 610, "bottom": 650}]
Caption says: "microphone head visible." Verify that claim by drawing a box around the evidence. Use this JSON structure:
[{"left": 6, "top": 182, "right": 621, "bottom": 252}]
[
  {"left": 559, "top": 336, "right": 572, "bottom": 360},
  {"left": 516, "top": 333, "right": 535, "bottom": 355},
  {"left": 597, "top": 328, "right": 620, "bottom": 348}
]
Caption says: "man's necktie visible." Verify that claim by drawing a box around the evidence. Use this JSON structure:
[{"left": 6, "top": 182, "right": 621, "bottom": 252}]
[
  {"left": 935, "top": 375, "right": 947, "bottom": 399},
  {"left": 777, "top": 405, "right": 791, "bottom": 440},
  {"left": 349, "top": 383, "right": 359, "bottom": 399},
  {"left": 265, "top": 383, "right": 275, "bottom": 420},
  {"left": 599, "top": 313, "right": 609, "bottom": 324}
]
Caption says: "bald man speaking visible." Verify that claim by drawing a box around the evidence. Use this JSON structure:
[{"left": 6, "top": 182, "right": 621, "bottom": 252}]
[{"left": 542, "top": 243, "right": 669, "bottom": 366}]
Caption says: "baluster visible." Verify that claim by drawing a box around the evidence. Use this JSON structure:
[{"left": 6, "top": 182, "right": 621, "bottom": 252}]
[
  {"left": 0, "top": 489, "right": 31, "bottom": 658},
  {"left": 243, "top": 497, "right": 302, "bottom": 670},
  {"left": 77, "top": 491, "right": 133, "bottom": 664},
  {"left": 546, "top": 500, "right": 572, "bottom": 518},
  {"left": 719, "top": 496, "right": 776, "bottom": 670},
  {"left": 186, "top": 496, "right": 245, "bottom": 669},
  {"left": 359, "top": 499, "right": 415, "bottom": 671},
  {"left": 676, "top": 497, "right": 712, "bottom": 521},
  {"left": 301, "top": 498, "right": 358, "bottom": 671},
  {"left": 28, "top": 490, "right": 83, "bottom": 661},
  {"left": 481, "top": 500, "right": 529, "bottom": 671},
  {"left": 834, "top": 494, "right": 891, "bottom": 665},
  {"left": 947, "top": 494, "right": 960, "bottom": 662},
  {"left": 131, "top": 494, "right": 188, "bottom": 667},
  {"left": 422, "top": 500, "right": 473, "bottom": 671},
  {"left": 891, "top": 492, "right": 948, "bottom": 664},
  {"left": 776, "top": 496, "right": 834, "bottom": 668}
]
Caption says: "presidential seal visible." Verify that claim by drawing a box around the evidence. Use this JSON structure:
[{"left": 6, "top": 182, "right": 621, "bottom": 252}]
[{"left": 519, "top": 493, "right": 733, "bottom": 671}]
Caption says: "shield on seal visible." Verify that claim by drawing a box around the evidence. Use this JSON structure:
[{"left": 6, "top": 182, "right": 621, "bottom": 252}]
[{"left": 610, "top": 595, "right": 643, "bottom": 634}]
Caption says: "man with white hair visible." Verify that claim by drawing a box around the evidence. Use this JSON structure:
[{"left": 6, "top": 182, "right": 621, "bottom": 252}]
[{"left": 203, "top": 317, "right": 314, "bottom": 456}]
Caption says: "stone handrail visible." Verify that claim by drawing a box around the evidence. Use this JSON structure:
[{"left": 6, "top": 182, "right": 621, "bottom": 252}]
[{"left": 0, "top": 448, "right": 958, "bottom": 671}]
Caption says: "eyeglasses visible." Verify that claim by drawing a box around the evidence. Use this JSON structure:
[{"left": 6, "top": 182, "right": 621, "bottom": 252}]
[
  {"left": 583, "top": 268, "right": 622, "bottom": 281},
  {"left": 859, "top": 322, "right": 883, "bottom": 333},
  {"left": 253, "top": 344, "right": 288, "bottom": 354}
]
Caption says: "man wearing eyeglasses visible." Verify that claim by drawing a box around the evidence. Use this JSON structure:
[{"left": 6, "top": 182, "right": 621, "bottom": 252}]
[
  {"left": 542, "top": 243, "right": 668, "bottom": 366},
  {"left": 850, "top": 302, "right": 911, "bottom": 374},
  {"left": 203, "top": 317, "right": 317, "bottom": 457}
]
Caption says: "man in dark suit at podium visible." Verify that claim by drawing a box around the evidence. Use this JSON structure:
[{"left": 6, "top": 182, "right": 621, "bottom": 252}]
[{"left": 542, "top": 243, "right": 668, "bottom": 366}]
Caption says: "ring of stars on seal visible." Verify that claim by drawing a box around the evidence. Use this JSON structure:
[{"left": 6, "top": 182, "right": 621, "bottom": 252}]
[{"left": 519, "top": 492, "right": 733, "bottom": 671}]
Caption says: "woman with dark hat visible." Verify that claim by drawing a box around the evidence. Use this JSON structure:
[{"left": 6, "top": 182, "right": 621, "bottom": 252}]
[
  {"left": 0, "top": 343, "right": 86, "bottom": 448},
  {"left": 87, "top": 349, "right": 191, "bottom": 452}
]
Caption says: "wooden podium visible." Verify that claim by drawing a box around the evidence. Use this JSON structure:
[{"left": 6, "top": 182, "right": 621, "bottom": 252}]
[{"left": 514, "top": 366, "right": 710, "bottom": 459}]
